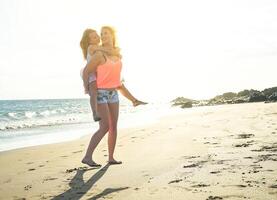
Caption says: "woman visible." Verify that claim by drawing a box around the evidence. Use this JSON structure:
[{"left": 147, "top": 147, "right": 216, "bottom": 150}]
[
  {"left": 80, "top": 29, "right": 147, "bottom": 122},
  {"left": 82, "top": 26, "right": 127, "bottom": 166}
]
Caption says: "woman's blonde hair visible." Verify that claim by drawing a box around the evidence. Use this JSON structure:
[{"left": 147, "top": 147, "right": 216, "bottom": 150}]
[
  {"left": 80, "top": 28, "right": 96, "bottom": 60},
  {"left": 101, "top": 26, "right": 118, "bottom": 47}
]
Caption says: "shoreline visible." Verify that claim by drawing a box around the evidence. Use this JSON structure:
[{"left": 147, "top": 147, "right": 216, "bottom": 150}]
[
  {"left": 0, "top": 102, "right": 179, "bottom": 153},
  {"left": 0, "top": 102, "right": 277, "bottom": 199}
]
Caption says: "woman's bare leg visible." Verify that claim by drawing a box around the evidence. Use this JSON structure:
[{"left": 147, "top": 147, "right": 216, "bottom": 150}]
[
  {"left": 82, "top": 103, "right": 109, "bottom": 166},
  {"left": 107, "top": 102, "right": 121, "bottom": 164},
  {"left": 118, "top": 84, "right": 147, "bottom": 107}
]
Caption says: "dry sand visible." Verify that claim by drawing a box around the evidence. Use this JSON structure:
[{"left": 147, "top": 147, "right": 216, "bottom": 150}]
[{"left": 0, "top": 102, "right": 277, "bottom": 200}]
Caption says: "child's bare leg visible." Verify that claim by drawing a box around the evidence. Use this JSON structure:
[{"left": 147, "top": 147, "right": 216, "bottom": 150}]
[
  {"left": 118, "top": 84, "right": 148, "bottom": 107},
  {"left": 88, "top": 82, "right": 101, "bottom": 121}
]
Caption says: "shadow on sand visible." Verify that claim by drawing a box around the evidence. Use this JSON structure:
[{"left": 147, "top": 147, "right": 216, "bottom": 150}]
[{"left": 52, "top": 164, "right": 129, "bottom": 200}]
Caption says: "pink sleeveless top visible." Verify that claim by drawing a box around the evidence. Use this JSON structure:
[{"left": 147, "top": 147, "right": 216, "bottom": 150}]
[{"left": 96, "top": 58, "right": 122, "bottom": 89}]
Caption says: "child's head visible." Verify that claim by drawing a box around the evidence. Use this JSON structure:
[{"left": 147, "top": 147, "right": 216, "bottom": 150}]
[{"left": 80, "top": 29, "right": 100, "bottom": 59}]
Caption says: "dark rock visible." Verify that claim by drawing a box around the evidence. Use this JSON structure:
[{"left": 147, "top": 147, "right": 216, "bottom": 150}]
[
  {"left": 268, "top": 92, "right": 277, "bottom": 102},
  {"left": 249, "top": 91, "right": 267, "bottom": 102},
  {"left": 171, "top": 97, "right": 194, "bottom": 108},
  {"left": 222, "top": 92, "right": 237, "bottom": 100},
  {"left": 171, "top": 86, "right": 277, "bottom": 108},
  {"left": 237, "top": 89, "right": 251, "bottom": 97},
  {"left": 262, "top": 87, "right": 277, "bottom": 96},
  {"left": 181, "top": 101, "right": 192, "bottom": 108}
]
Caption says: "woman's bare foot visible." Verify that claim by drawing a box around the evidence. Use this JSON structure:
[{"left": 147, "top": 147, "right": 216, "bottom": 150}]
[
  {"left": 108, "top": 159, "right": 122, "bottom": 165},
  {"left": 132, "top": 99, "right": 148, "bottom": 107},
  {"left": 81, "top": 158, "right": 101, "bottom": 167}
]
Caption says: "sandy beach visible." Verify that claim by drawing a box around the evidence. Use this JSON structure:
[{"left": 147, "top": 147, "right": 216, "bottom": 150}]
[{"left": 0, "top": 102, "right": 277, "bottom": 200}]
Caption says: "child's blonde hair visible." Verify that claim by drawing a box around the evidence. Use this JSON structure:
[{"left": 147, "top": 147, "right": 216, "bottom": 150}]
[{"left": 80, "top": 29, "right": 96, "bottom": 60}]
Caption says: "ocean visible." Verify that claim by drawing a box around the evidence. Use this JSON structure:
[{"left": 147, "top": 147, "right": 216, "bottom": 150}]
[{"left": 0, "top": 98, "right": 180, "bottom": 152}]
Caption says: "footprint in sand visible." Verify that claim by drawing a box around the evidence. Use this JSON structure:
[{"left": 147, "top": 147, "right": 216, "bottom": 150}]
[
  {"left": 237, "top": 134, "right": 254, "bottom": 139},
  {"left": 206, "top": 196, "right": 223, "bottom": 200},
  {"left": 234, "top": 143, "right": 252, "bottom": 148},
  {"left": 183, "top": 155, "right": 200, "bottom": 159},
  {"left": 24, "top": 184, "right": 32, "bottom": 190},
  {"left": 43, "top": 177, "right": 58, "bottom": 183},
  {"left": 38, "top": 165, "right": 44, "bottom": 168},
  {"left": 269, "top": 185, "right": 277, "bottom": 188},
  {"left": 210, "top": 171, "right": 221, "bottom": 174},
  {"left": 28, "top": 168, "right": 36, "bottom": 171},
  {"left": 235, "top": 184, "right": 247, "bottom": 188},
  {"left": 183, "top": 163, "right": 199, "bottom": 168},
  {"left": 3, "top": 178, "right": 11, "bottom": 184},
  {"left": 192, "top": 183, "right": 210, "bottom": 188},
  {"left": 72, "top": 150, "right": 82, "bottom": 154},
  {"left": 13, "top": 197, "right": 26, "bottom": 200},
  {"left": 66, "top": 166, "right": 88, "bottom": 173},
  {"left": 168, "top": 179, "right": 183, "bottom": 184}
]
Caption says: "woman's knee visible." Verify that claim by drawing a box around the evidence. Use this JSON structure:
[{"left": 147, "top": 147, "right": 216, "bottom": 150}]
[{"left": 99, "top": 124, "right": 110, "bottom": 133}]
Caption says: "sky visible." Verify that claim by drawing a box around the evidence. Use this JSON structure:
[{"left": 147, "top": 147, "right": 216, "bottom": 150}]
[{"left": 0, "top": 0, "right": 277, "bottom": 101}]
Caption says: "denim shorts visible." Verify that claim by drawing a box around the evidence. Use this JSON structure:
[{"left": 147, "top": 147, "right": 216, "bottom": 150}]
[{"left": 97, "top": 89, "right": 119, "bottom": 104}]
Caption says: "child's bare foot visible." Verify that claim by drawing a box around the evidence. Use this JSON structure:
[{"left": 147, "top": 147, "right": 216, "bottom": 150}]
[
  {"left": 132, "top": 99, "right": 148, "bottom": 107},
  {"left": 81, "top": 158, "right": 101, "bottom": 167}
]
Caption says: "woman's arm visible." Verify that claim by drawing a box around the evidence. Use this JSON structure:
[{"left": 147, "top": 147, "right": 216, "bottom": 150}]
[
  {"left": 83, "top": 51, "right": 103, "bottom": 92},
  {"left": 86, "top": 51, "right": 103, "bottom": 74}
]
